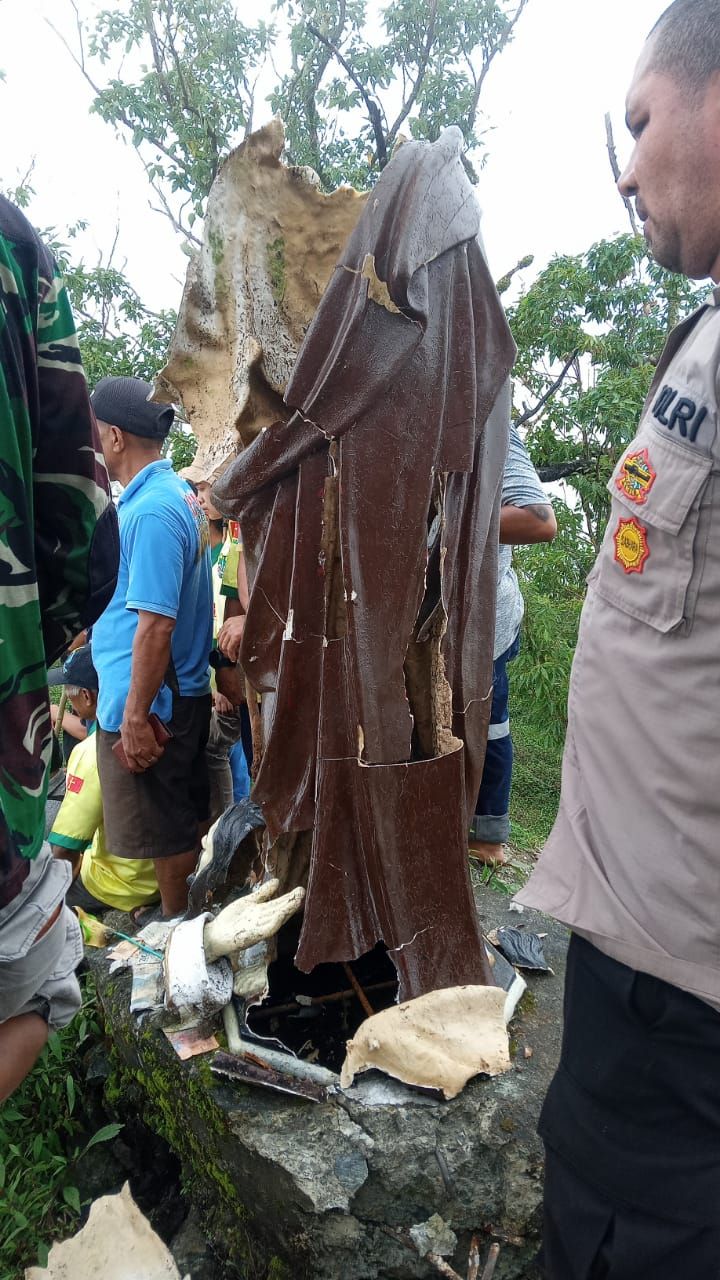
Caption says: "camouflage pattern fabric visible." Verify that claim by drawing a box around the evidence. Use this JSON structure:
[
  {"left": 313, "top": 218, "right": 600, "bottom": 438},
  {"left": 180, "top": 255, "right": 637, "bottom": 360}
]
[{"left": 0, "top": 197, "right": 119, "bottom": 908}]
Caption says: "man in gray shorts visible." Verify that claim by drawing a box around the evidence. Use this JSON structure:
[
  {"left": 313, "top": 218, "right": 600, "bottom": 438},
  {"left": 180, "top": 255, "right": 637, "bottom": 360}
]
[
  {"left": 91, "top": 378, "right": 213, "bottom": 918},
  {"left": 0, "top": 199, "right": 118, "bottom": 1100}
]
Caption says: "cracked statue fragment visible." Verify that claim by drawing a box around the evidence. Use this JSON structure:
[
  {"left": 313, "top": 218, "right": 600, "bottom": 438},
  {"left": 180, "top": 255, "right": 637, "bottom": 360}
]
[
  {"left": 27, "top": 1183, "right": 185, "bottom": 1280},
  {"left": 154, "top": 118, "right": 517, "bottom": 1093}
]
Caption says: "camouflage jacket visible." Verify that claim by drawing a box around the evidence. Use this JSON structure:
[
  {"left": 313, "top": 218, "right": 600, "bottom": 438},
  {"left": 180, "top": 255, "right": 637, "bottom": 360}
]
[{"left": 0, "top": 197, "right": 119, "bottom": 908}]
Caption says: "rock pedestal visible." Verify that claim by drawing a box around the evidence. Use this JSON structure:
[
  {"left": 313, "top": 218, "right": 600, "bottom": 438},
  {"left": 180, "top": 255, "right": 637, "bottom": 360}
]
[{"left": 90, "top": 888, "right": 568, "bottom": 1280}]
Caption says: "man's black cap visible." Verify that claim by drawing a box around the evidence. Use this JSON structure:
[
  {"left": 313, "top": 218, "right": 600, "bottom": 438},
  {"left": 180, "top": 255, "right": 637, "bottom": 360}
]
[
  {"left": 47, "top": 644, "right": 99, "bottom": 692},
  {"left": 91, "top": 376, "right": 175, "bottom": 440}
]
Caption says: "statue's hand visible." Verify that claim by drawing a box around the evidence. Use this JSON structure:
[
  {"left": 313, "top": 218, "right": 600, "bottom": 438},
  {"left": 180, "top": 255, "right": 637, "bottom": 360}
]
[{"left": 203, "top": 879, "right": 305, "bottom": 962}]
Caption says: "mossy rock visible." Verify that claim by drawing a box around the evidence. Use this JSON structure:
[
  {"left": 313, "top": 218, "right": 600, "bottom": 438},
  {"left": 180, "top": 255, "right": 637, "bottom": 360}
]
[{"left": 87, "top": 889, "right": 569, "bottom": 1279}]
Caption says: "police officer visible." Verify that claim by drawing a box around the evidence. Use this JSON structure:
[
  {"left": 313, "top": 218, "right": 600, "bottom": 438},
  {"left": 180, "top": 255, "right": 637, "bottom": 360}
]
[{"left": 517, "top": 2, "right": 720, "bottom": 1275}]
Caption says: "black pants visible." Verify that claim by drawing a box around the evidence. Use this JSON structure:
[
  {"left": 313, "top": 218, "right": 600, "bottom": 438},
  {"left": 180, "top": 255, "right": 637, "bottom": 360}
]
[
  {"left": 542, "top": 1147, "right": 720, "bottom": 1279},
  {"left": 65, "top": 875, "right": 109, "bottom": 914},
  {"left": 540, "top": 935, "right": 720, "bottom": 1278}
]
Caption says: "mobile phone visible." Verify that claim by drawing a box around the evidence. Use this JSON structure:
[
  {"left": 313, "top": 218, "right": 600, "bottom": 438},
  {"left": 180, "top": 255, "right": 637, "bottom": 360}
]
[{"left": 111, "top": 714, "right": 173, "bottom": 773}]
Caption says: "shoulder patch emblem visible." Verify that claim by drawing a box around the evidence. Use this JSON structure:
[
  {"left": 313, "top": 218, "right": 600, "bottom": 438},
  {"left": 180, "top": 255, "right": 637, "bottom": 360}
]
[
  {"left": 66, "top": 774, "right": 84, "bottom": 794},
  {"left": 613, "top": 517, "right": 650, "bottom": 575},
  {"left": 616, "top": 448, "right": 656, "bottom": 505}
]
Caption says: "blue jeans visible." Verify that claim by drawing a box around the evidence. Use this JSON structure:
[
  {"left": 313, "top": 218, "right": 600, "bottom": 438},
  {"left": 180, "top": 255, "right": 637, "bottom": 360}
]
[
  {"left": 229, "top": 739, "right": 250, "bottom": 800},
  {"left": 470, "top": 632, "right": 521, "bottom": 845}
]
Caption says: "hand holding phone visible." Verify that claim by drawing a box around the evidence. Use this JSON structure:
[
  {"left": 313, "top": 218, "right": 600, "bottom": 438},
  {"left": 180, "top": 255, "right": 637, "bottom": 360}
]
[{"left": 112, "top": 713, "right": 173, "bottom": 774}]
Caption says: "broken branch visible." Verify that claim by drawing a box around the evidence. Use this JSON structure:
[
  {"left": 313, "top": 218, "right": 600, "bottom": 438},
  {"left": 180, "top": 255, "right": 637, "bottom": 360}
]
[
  {"left": 467, "top": 1236, "right": 481, "bottom": 1280},
  {"left": 605, "top": 112, "right": 640, "bottom": 237},
  {"left": 251, "top": 980, "right": 397, "bottom": 1020},
  {"left": 480, "top": 1242, "right": 501, "bottom": 1280},
  {"left": 428, "top": 1255, "right": 464, "bottom": 1280}
]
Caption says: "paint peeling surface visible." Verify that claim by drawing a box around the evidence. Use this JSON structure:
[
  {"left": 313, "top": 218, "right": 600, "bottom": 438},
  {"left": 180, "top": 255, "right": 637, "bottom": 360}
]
[
  {"left": 340, "top": 986, "right": 512, "bottom": 1099},
  {"left": 152, "top": 117, "right": 365, "bottom": 477},
  {"left": 212, "top": 126, "right": 515, "bottom": 1001}
]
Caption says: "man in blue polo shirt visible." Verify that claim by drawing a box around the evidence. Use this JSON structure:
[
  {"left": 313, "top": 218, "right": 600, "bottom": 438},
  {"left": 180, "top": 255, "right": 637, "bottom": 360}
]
[{"left": 91, "top": 377, "right": 213, "bottom": 917}]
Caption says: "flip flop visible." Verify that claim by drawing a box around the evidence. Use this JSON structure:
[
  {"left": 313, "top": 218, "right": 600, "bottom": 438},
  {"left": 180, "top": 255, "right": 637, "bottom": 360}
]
[{"left": 129, "top": 902, "right": 168, "bottom": 928}]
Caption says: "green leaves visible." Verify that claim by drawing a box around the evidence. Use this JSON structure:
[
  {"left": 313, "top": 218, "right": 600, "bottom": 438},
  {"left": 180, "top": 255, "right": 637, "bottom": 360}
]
[
  {"left": 510, "top": 233, "right": 705, "bottom": 548},
  {"left": 82, "top": 1123, "right": 124, "bottom": 1154},
  {"left": 87, "top": 0, "right": 275, "bottom": 220},
  {"left": 0, "top": 978, "right": 118, "bottom": 1277},
  {"left": 274, "top": 0, "right": 530, "bottom": 190},
  {"left": 62, "top": 1185, "right": 81, "bottom": 1214},
  {"left": 50, "top": 246, "right": 177, "bottom": 389},
  {"left": 71, "top": 0, "right": 530, "bottom": 210}
]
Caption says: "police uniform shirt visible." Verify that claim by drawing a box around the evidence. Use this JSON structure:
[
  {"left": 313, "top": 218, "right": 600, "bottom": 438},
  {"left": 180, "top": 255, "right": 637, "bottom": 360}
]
[{"left": 517, "top": 289, "right": 720, "bottom": 1010}]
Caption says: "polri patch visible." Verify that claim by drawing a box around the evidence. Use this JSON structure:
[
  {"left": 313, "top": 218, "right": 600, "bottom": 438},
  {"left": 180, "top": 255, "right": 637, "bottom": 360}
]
[
  {"left": 616, "top": 448, "right": 656, "bottom": 505},
  {"left": 66, "top": 774, "right": 84, "bottom": 794},
  {"left": 613, "top": 517, "right": 650, "bottom": 575}
]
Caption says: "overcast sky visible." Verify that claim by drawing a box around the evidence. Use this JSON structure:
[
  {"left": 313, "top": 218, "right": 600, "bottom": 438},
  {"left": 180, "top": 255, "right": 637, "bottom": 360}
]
[{"left": 1, "top": 0, "right": 668, "bottom": 315}]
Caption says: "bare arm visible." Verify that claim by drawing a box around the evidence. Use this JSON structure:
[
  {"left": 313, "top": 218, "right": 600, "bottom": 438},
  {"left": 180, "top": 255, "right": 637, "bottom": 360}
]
[
  {"left": 236, "top": 547, "right": 249, "bottom": 613},
  {"left": 50, "top": 705, "right": 88, "bottom": 741},
  {"left": 217, "top": 548, "right": 249, "bottom": 663},
  {"left": 49, "top": 843, "right": 82, "bottom": 878},
  {"left": 500, "top": 503, "right": 557, "bottom": 546},
  {"left": 121, "top": 610, "right": 176, "bottom": 772}
]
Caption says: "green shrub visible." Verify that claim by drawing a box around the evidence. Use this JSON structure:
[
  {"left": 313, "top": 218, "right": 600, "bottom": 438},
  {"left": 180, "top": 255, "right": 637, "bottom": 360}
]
[
  {"left": 507, "top": 500, "right": 590, "bottom": 851},
  {"left": 0, "top": 978, "right": 121, "bottom": 1279}
]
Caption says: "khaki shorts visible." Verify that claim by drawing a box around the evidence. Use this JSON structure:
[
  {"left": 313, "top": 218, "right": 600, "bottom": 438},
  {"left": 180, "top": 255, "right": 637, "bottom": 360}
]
[
  {"left": 97, "top": 695, "right": 211, "bottom": 860},
  {"left": 0, "top": 846, "right": 83, "bottom": 1030}
]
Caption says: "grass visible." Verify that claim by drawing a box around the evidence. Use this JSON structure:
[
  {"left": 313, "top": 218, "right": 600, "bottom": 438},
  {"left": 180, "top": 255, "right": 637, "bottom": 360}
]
[
  {"left": 468, "top": 714, "right": 562, "bottom": 901},
  {"left": 0, "top": 977, "right": 122, "bottom": 1279},
  {"left": 509, "top": 713, "right": 563, "bottom": 855},
  {"left": 469, "top": 852, "right": 532, "bottom": 898}
]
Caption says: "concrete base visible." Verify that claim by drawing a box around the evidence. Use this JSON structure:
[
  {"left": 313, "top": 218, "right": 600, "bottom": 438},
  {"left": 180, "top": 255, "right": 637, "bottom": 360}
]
[{"left": 90, "top": 888, "right": 568, "bottom": 1280}]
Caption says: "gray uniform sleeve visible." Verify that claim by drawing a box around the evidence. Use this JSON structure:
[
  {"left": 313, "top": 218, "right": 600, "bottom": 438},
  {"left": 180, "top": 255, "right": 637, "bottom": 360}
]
[{"left": 501, "top": 426, "right": 551, "bottom": 509}]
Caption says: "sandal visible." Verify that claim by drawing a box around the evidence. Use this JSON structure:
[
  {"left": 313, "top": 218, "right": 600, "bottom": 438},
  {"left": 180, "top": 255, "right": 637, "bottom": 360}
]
[{"left": 129, "top": 902, "right": 168, "bottom": 929}]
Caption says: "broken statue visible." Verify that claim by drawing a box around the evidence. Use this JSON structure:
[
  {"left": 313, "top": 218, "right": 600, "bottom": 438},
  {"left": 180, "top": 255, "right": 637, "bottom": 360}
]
[{"left": 156, "top": 119, "right": 516, "bottom": 1023}]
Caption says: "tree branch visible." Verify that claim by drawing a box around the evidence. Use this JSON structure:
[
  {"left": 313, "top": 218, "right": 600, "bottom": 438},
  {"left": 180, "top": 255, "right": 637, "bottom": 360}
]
[
  {"left": 387, "top": 0, "right": 438, "bottom": 143},
  {"left": 147, "top": 186, "right": 203, "bottom": 248},
  {"left": 141, "top": 0, "right": 175, "bottom": 112},
  {"left": 514, "top": 351, "right": 579, "bottom": 427},
  {"left": 306, "top": 21, "right": 388, "bottom": 169},
  {"left": 536, "top": 460, "right": 592, "bottom": 484},
  {"left": 463, "top": 0, "right": 530, "bottom": 141},
  {"left": 48, "top": 3, "right": 206, "bottom": 242},
  {"left": 164, "top": 0, "right": 195, "bottom": 117},
  {"left": 496, "top": 253, "right": 534, "bottom": 295},
  {"left": 48, "top": 10, "right": 196, "bottom": 188},
  {"left": 604, "top": 113, "right": 639, "bottom": 236}
]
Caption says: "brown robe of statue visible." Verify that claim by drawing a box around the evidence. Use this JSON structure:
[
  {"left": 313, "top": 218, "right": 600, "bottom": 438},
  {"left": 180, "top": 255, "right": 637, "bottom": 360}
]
[{"left": 214, "top": 127, "right": 516, "bottom": 1002}]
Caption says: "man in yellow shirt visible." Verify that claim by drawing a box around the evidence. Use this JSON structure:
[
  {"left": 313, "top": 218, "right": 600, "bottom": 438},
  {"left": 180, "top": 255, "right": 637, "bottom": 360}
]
[{"left": 48, "top": 646, "right": 158, "bottom": 914}]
